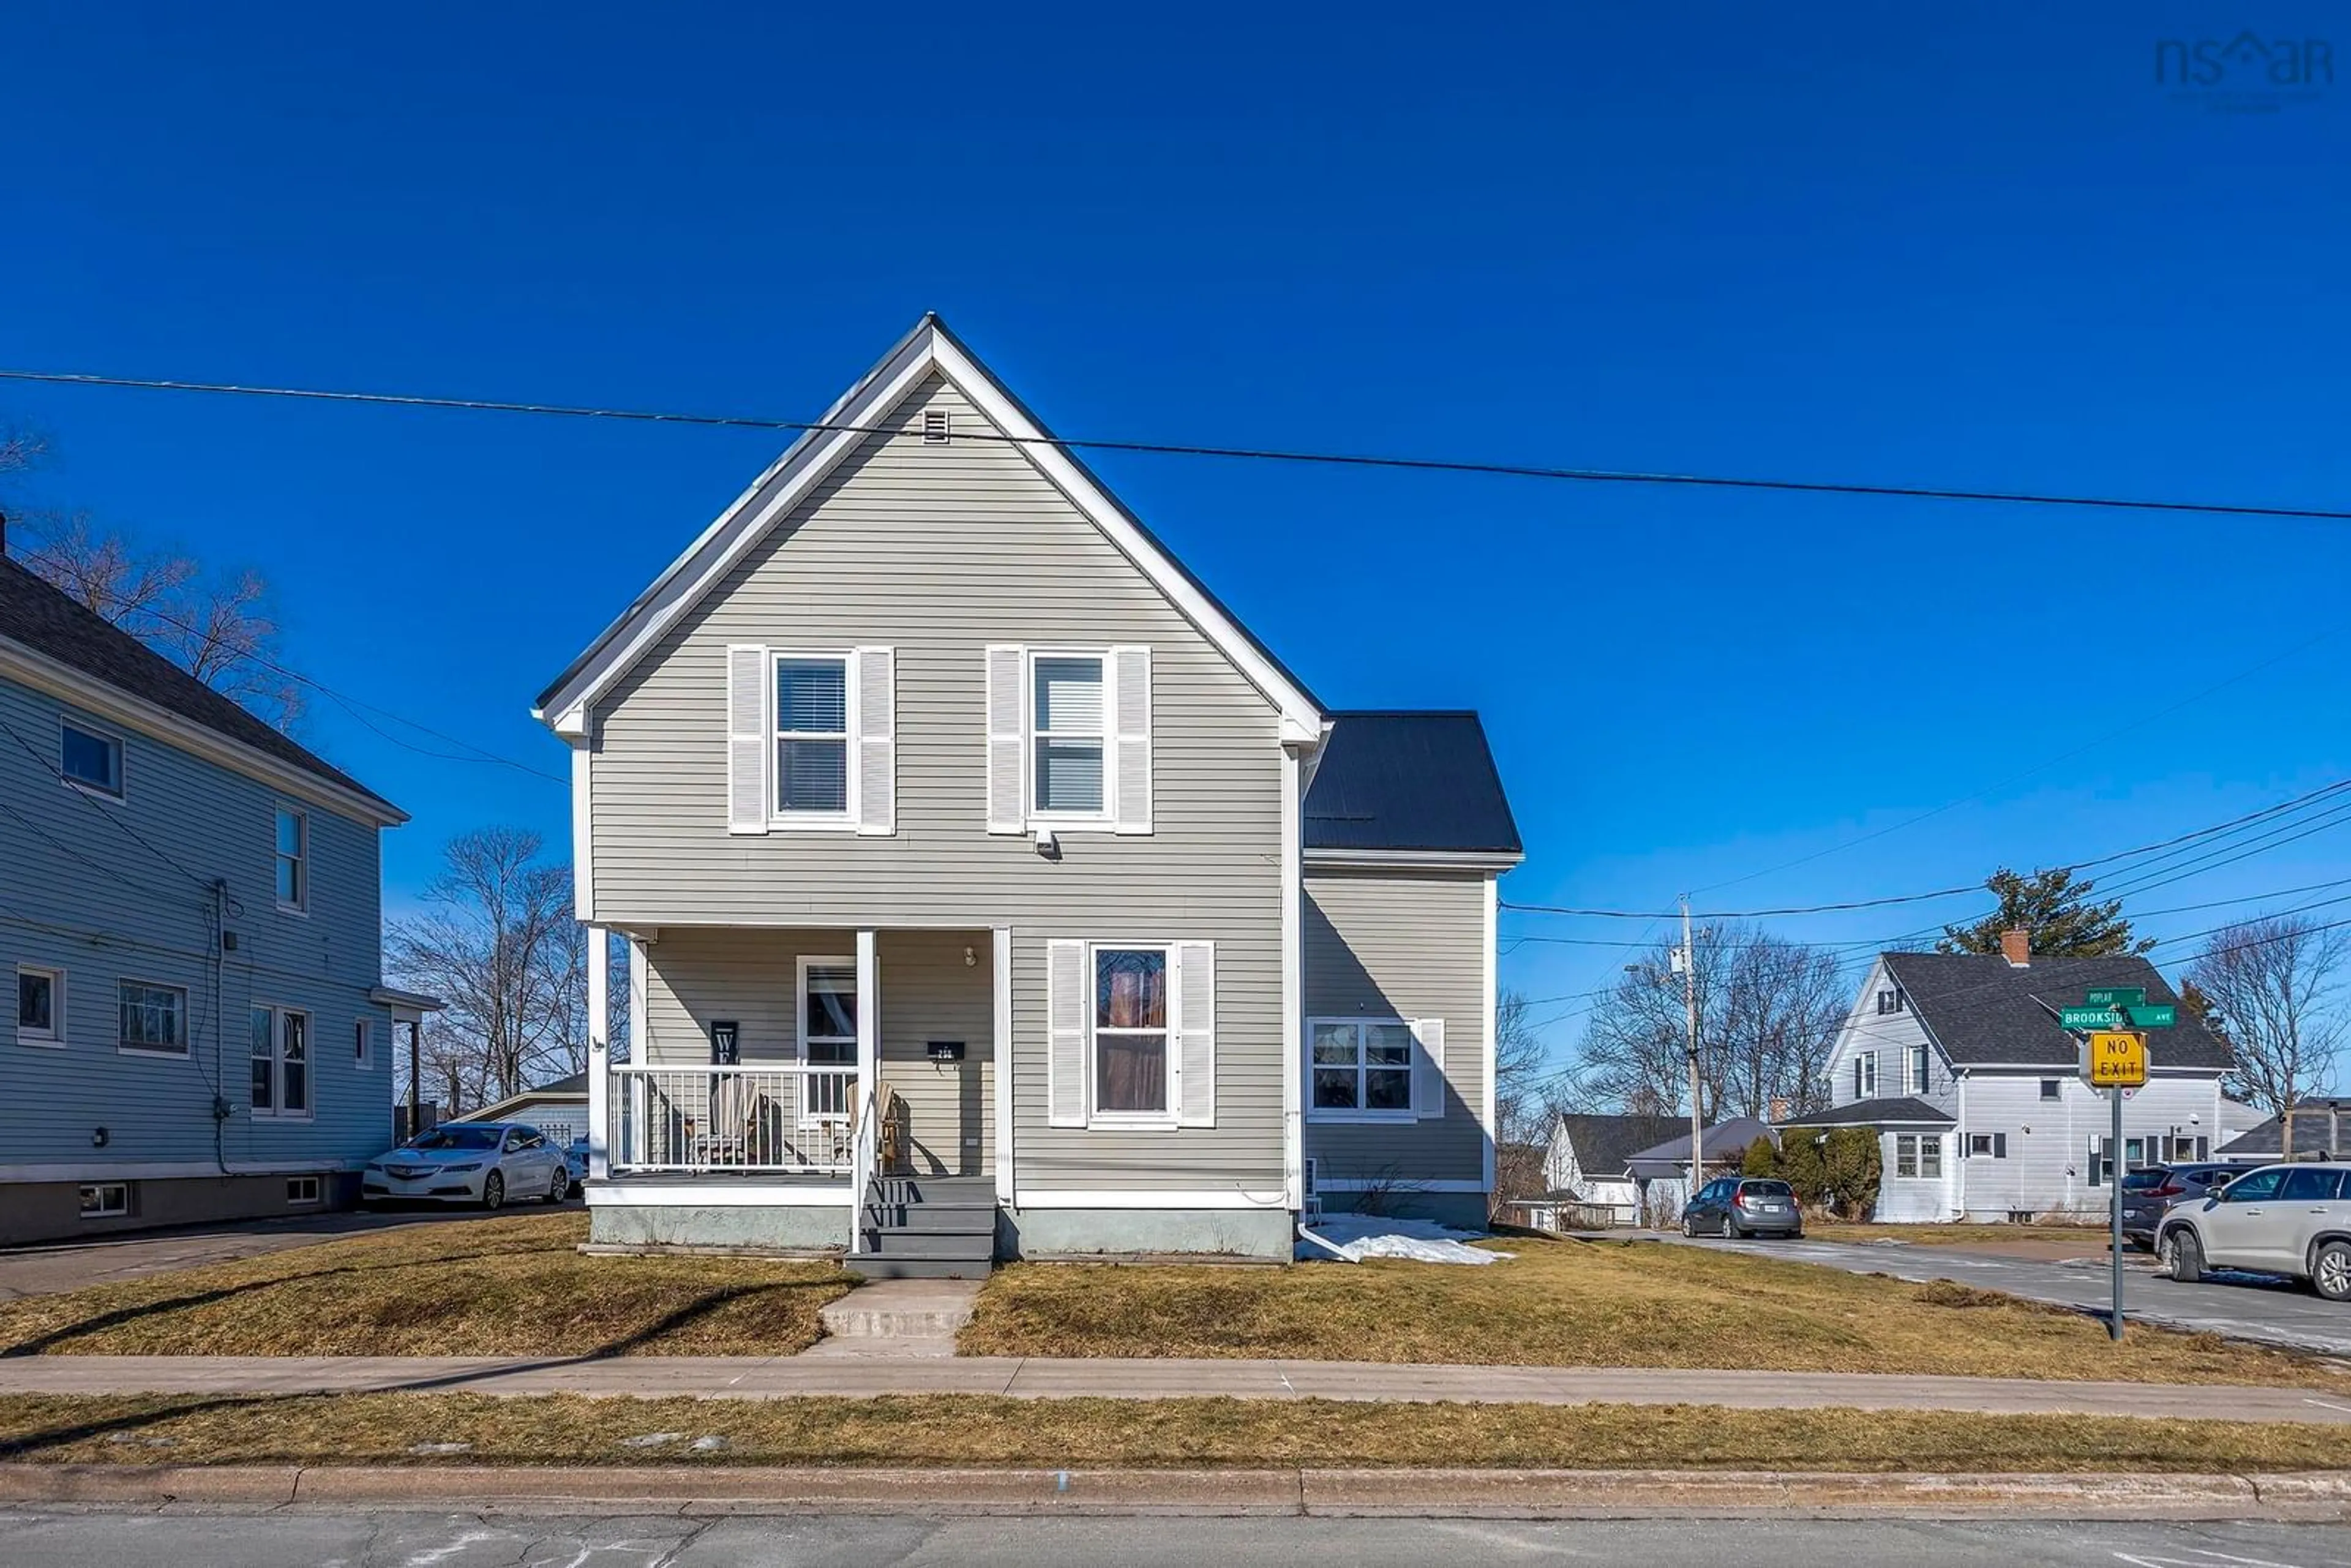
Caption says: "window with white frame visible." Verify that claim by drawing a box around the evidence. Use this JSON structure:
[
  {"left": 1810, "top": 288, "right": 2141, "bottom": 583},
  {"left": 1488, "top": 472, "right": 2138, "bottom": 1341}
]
[
  {"left": 15, "top": 966, "right": 61, "bottom": 1045},
  {"left": 354, "top": 1019, "right": 376, "bottom": 1068},
  {"left": 1310, "top": 1018, "right": 1414, "bottom": 1117},
  {"left": 250, "top": 1006, "right": 310, "bottom": 1116},
  {"left": 1968, "top": 1131, "right": 2008, "bottom": 1158},
  {"left": 1876, "top": 986, "right": 1906, "bottom": 1015},
  {"left": 1093, "top": 947, "right": 1168, "bottom": 1117},
  {"left": 274, "top": 806, "right": 307, "bottom": 910},
  {"left": 1894, "top": 1133, "right": 1942, "bottom": 1179},
  {"left": 1032, "top": 654, "right": 1107, "bottom": 818},
  {"left": 118, "top": 981, "right": 186, "bottom": 1055},
  {"left": 78, "top": 1182, "right": 129, "bottom": 1218},
  {"left": 1853, "top": 1051, "right": 1877, "bottom": 1100},
  {"left": 798, "top": 958, "right": 857, "bottom": 1120},
  {"left": 286, "top": 1175, "right": 321, "bottom": 1205},
  {"left": 774, "top": 657, "right": 850, "bottom": 816},
  {"left": 1907, "top": 1045, "right": 1929, "bottom": 1095},
  {"left": 2039, "top": 1078, "right": 2061, "bottom": 1100},
  {"left": 60, "top": 719, "right": 122, "bottom": 797}
]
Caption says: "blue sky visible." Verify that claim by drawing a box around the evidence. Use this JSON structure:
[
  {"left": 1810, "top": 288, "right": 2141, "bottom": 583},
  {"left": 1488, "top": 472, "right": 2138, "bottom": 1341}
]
[{"left": 2, "top": 4, "right": 2345, "bottom": 1063}]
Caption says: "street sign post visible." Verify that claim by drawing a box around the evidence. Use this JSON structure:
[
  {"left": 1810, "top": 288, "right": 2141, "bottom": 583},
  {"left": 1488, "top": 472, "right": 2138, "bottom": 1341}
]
[
  {"left": 2084, "top": 986, "right": 2147, "bottom": 1008},
  {"left": 2062, "top": 990, "right": 2161, "bottom": 1343},
  {"left": 2081, "top": 1030, "right": 2149, "bottom": 1089}
]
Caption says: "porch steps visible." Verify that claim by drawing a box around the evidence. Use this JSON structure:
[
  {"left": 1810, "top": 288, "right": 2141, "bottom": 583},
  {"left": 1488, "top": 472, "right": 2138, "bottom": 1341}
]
[{"left": 848, "top": 1174, "right": 997, "bottom": 1281}]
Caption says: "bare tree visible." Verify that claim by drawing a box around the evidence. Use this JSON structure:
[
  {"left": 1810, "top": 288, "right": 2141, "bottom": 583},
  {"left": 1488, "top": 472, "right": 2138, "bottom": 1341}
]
[
  {"left": 5, "top": 512, "right": 303, "bottom": 730},
  {"left": 388, "top": 828, "right": 585, "bottom": 1107},
  {"left": 1570, "top": 924, "right": 1846, "bottom": 1120},
  {"left": 2187, "top": 913, "right": 2350, "bottom": 1150}
]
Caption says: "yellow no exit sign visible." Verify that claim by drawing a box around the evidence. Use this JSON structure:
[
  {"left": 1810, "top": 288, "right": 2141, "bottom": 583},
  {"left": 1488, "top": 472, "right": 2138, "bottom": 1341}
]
[{"left": 2081, "top": 1030, "right": 2148, "bottom": 1089}]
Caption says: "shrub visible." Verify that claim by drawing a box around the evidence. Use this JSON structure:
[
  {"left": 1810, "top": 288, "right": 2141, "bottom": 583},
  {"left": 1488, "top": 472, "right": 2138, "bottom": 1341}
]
[{"left": 1740, "top": 1136, "right": 1779, "bottom": 1178}]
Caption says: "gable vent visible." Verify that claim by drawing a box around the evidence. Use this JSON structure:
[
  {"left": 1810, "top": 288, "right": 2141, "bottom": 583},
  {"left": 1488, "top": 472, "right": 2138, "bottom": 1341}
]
[{"left": 921, "top": 408, "right": 951, "bottom": 445}]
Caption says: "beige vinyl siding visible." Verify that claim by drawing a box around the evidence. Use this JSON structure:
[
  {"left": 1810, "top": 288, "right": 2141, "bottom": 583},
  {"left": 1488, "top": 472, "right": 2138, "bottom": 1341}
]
[
  {"left": 593, "top": 374, "right": 1286, "bottom": 1194},
  {"left": 1302, "top": 868, "right": 1488, "bottom": 1187}
]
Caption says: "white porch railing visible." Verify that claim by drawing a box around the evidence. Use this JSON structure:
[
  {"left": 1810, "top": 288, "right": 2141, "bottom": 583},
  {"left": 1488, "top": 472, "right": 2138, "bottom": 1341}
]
[{"left": 608, "top": 1063, "right": 859, "bottom": 1176}]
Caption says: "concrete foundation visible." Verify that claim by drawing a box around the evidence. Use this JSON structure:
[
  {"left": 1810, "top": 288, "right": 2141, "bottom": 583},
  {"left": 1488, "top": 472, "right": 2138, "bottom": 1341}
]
[
  {"left": 1317, "top": 1191, "right": 1491, "bottom": 1231},
  {"left": 1000, "top": 1206, "right": 1295, "bottom": 1261},
  {"left": 0, "top": 1172, "right": 358, "bottom": 1247},
  {"left": 587, "top": 1204, "right": 851, "bottom": 1251}
]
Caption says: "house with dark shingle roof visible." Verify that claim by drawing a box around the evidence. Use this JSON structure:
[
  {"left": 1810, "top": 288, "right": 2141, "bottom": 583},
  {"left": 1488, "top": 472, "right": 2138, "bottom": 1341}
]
[
  {"left": 0, "top": 546, "right": 436, "bottom": 1245},
  {"left": 1782, "top": 930, "right": 2260, "bottom": 1222},
  {"left": 1532, "top": 1112, "right": 1689, "bottom": 1224}
]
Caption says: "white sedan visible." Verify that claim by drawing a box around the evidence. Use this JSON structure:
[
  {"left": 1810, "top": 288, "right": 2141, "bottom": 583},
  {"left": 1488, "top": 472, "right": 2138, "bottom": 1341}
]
[{"left": 361, "top": 1122, "right": 570, "bottom": 1209}]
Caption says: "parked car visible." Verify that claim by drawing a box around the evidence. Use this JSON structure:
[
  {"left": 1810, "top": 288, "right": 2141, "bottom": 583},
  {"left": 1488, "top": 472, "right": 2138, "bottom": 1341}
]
[
  {"left": 1682, "top": 1176, "right": 1804, "bottom": 1240},
  {"left": 2122, "top": 1163, "right": 2257, "bottom": 1250},
  {"left": 2156, "top": 1162, "right": 2351, "bottom": 1300},
  {"left": 565, "top": 1136, "right": 588, "bottom": 1185},
  {"left": 361, "top": 1122, "right": 570, "bottom": 1209}
]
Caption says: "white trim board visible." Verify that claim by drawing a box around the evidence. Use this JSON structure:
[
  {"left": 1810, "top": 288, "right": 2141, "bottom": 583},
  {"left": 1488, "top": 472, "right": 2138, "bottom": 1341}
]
[
  {"left": 1011, "top": 1188, "right": 1290, "bottom": 1210},
  {"left": 1305, "top": 849, "right": 1523, "bottom": 871},
  {"left": 532, "top": 315, "right": 1324, "bottom": 740}
]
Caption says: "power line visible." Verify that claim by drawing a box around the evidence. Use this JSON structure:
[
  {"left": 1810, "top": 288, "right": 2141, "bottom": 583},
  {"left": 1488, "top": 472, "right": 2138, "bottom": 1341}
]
[
  {"left": 0, "top": 709, "right": 216, "bottom": 894},
  {"left": 8, "top": 366, "right": 2351, "bottom": 523}
]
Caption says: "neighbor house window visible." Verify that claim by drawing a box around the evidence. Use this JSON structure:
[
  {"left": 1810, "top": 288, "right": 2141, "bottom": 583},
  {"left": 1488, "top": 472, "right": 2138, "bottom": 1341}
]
[
  {"left": 774, "top": 656, "right": 850, "bottom": 816},
  {"left": 1876, "top": 986, "right": 1905, "bottom": 1015},
  {"left": 250, "top": 1006, "right": 310, "bottom": 1116},
  {"left": 2039, "top": 1078, "right": 2061, "bottom": 1101},
  {"left": 798, "top": 958, "right": 857, "bottom": 1120},
  {"left": 1853, "top": 1051, "right": 1877, "bottom": 1100},
  {"left": 274, "top": 806, "right": 307, "bottom": 910},
  {"left": 1310, "top": 1018, "right": 1414, "bottom": 1117},
  {"left": 355, "top": 1019, "right": 375, "bottom": 1068},
  {"left": 15, "top": 966, "right": 61, "bottom": 1045},
  {"left": 1968, "top": 1132, "right": 2008, "bottom": 1158},
  {"left": 60, "top": 720, "right": 122, "bottom": 797},
  {"left": 1895, "top": 1133, "right": 1942, "bottom": 1179},
  {"left": 1093, "top": 947, "right": 1168, "bottom": 1116},
  {"left": 118, "top": 981, "right": 186, "bottom": 1055},
  {"left": 1032, "top": 653, "right": 1107, "bottom": 817},
  {"left": 78, "top": 1182, "right": 129, "bottom": 1218},
  {"left": 1907, "top": 1045, "right": 1929, "bottom": 1095}
]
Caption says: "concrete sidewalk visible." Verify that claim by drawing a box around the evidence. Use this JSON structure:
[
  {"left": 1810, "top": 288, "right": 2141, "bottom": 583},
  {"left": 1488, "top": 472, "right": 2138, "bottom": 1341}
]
[{"left": 4, "top": 1354, "right": 2351, "bottom": 1424}]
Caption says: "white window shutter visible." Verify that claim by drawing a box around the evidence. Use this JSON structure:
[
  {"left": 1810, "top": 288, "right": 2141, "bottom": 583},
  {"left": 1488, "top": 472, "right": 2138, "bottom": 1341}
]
[
  {"left": 1412, "top": 1018, "right": 1446, "bottom": 1119},
  {"left": 853, "top": 646, "right": 896, "bottom": 836},
  {"left": 986, "top": 645, "right": 1026, "bottom": 835},
  {"left": 1110, "top": 645, "right": 1152, "bottom": 835},
  {"left": 1048, "top": 939, "right": 1087, "bottom": 1127},
  {"left": 1174, "top": 940, "right": 1215, "bottom": 1128},
  {"left": 726, "top": 645, "right": 770, "bottom": 835}
]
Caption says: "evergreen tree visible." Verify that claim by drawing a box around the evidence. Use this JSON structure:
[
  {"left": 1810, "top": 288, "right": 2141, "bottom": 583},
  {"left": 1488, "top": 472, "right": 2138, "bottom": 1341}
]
[{"left": 1938, "top": 867, "right": 2153, "bottom": 957}]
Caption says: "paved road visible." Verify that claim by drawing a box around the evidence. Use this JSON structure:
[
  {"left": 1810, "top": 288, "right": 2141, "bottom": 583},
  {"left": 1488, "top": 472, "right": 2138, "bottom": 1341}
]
[
  {"left": 4, "top": 1510, "right": 2350, "bottom": 1566},
  {"left": 0, "top": 1206, "right": 550, "bottom": 1302},
  {"left": 1670, "top": 1234, "right": 2351, "bottom": 1357}
]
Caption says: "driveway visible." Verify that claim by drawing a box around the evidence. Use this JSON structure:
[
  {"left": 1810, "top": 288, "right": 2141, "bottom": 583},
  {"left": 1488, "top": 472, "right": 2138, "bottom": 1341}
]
[
  {"left": 0, "top": 1207, "right": 542, "bottom": 1302},
  {"left": 1663, "top": 1232, "right": 2351, "bottom": 1358}
]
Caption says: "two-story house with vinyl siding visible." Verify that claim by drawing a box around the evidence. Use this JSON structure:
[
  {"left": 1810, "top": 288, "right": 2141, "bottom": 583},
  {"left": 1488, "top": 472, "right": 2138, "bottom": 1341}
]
[
  {"left": 0, "top": 546, "right": 437, "bottom": 1245},
  {"left": 1783, "top": 931, "right": 2257, "bottom": 1222},
  {"left": 534, "top": 315, "right": 1521, "bottom": 1273}
]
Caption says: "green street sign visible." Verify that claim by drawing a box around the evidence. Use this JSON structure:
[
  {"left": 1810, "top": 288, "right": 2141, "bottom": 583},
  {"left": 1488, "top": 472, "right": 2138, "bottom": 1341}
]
[
  {"left": 2085, "top": 987, "right": 2147, "bottom": 1008},
  {"left": 2061, "top": 1005, "right": 2124, "bottom": 1032},
  {"left": 2126, "top": 1003, "right": 2178, "bottom": 1029}
]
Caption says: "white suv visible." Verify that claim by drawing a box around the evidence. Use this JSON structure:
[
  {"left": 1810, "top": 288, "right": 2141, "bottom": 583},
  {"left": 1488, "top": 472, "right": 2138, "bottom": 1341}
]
[{"left": 2157, "top": 1162, "right": 2351, "bottom": 1301}]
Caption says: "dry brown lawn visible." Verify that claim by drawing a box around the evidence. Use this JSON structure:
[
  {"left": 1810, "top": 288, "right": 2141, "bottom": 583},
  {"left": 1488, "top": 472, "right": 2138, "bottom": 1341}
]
[
  {"left": 959, "top": 1233, "right": 2336, "bottom": 1386},
  {"left": 1805, "top": 1223, "right": 2115, "bottom": 1247},
  {"left": 2, "top": 1392, "right": 2348, "bottom": 1472},
  {"left": 0, "top": 1214, "right": 851, "bottom": 1357}
]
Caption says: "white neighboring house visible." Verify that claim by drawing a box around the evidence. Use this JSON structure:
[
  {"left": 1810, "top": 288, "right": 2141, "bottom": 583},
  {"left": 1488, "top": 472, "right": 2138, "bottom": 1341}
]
[
  {"left": 1783, "top": 932, "right": 2248, "bottom": 1223},
  {"left": 462, "top": 1072, "right": 589, "bottom": 1147},
  {"left": 1529, "top": 1112, "right": 1686, "bottom": 1226}
]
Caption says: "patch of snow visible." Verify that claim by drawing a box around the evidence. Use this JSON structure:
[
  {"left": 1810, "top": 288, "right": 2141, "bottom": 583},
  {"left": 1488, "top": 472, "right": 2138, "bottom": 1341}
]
[
  {"left": 407, "top": 1441, "right": 472, "bottom": 1455},
  {"left": 691, "top": 1435, "right": 730, "bottom": 1452},
  {"left": 1296, "top": 1215, "right": 1512, "bottom": 1266},
  {"left": 619, "top": 1431, "right": 683, "bottom": 1449}
]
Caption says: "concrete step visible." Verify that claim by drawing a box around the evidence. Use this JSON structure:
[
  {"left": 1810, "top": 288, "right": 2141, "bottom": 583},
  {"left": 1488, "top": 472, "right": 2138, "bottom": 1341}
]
[{"left": 817, "top": 1277, "right": 981, "bottom": 1336}]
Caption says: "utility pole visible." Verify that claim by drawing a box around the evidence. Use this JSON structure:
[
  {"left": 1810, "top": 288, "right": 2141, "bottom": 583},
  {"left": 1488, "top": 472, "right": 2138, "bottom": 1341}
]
[{"left": 1682, "top": 895, "right": 1703, "bottom": 1202}]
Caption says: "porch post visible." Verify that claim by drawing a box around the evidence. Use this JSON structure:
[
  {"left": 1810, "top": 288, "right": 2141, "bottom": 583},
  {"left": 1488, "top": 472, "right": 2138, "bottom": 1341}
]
[
  {"left": 993, "top": 925, "right": 1014, "bottom": 1206},
  {"left": 586, "top": 924, "right": 610, "bottom": 1182},
  {"left": 405, "top": 1019, "right": 422, "bottom": 1139}
]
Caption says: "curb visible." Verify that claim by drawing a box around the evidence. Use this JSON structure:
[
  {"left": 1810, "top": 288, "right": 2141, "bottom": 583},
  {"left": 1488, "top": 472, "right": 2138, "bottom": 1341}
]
[{"left": 0, "top": 1465, "right": 2347, "bottom": 1519}]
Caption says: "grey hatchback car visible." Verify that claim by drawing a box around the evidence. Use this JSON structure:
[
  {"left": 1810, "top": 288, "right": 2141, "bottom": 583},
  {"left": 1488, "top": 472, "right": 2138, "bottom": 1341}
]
[
  {"left": 2121, "top": 1163, "right": 2256, "bottom": 1250},
  {"left": 1682, "top": 1176, "right": 1804, "bottom": 1239}
]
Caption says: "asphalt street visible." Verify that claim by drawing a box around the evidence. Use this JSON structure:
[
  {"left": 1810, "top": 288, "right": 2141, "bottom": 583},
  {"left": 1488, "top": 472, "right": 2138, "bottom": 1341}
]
[
  {"left": 4, "top": 1510, "right": 2351, "bottom": 1566},
  {"left": 1673, "top": 1234, "right": 2351, "bottom": 1357}
]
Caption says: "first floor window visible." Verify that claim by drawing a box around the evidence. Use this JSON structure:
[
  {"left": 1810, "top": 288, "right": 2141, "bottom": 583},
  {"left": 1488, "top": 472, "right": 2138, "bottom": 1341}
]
[
  {"left": 1895, "top": 1133, "right": 1942, "bottom": 1179},
  {"left": 118, "top": 981, "right": 186, "bottom": 1054},
  {"left": 61, "top": 720, "right": 122, "bottom": 796},
  {"left": 774, "top": 656, "right": 849, "bottom": 815},
  {"left": 250, "top": 1006, "right": 310, "bottom": 1116},
  {"left": 2039, "top": 1078, "right": 2061, "bottom": 1100},
  {"left": 1310, "top": 1019, "right": 1414, "bottom": 1115},
  {"left": 16, "top": 967, "right": 60, "bottom": 1043},
  {"left": 799, "top": 959, "right": 857, "bottom": 1119},
  {"left": 1093, "top": 947, "right": 1168, "bottom": 1116},
  {"left": 1033, "top": 653, "right": 1107, "bottom": 816},
  {"left": 78, "top": 1182, "right": 129, "bottom": 1218}
]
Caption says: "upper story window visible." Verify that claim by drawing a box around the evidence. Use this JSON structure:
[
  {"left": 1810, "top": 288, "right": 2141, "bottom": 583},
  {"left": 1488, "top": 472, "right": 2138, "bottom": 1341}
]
[
  {"left": 1875, "top": 986, "right": 1906, "bottom": 1015},
  {"left": 274, "top": 806, "right": 308, "bottom": 912},
  {"left": 61, "top": 720, "right": 122, "bottom": 797},
  {"left": 1852, "top": 1050, "right": 1878, "bottom": 1100},
  {"left": 775, "top": 656, "right": 850, "bottom": 817},
  {"left": 119, "top": 980, "right": 187, "bottom": 1056},
  {"left": 1907, "top": 1045, "right": 1929, "bottom": 1094},
  {"left": 16, "top": 967, "right": 61, "bottom": 1046},
  {"left": 1033, "top": 654, "right": 1107, "bottom": 818}
]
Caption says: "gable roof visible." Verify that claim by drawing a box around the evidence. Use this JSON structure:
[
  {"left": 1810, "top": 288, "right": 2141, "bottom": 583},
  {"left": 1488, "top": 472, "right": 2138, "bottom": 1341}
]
[
  {"left": 1880, "top": 951, "right": 2233, "bottom": 1071},
  {"left": 0, "top": 553, "right": 401, "bottom": 823},
  {"left": 533, "top": 313, "right": 1324, "bottom": 740},
  {"left": 467, "top": 1071, "right": 589, "bottom": 1121},
  {"left": 1779, "top": 1095, "right": 1953, "bottom": 1128},
  {"left": 2215, "top": 1099, "right": 2351, "bottom": 1158},
  {"left": 1304, "top": 711, "right": 1521, "bottom": 861},
  {"left": 1551, "top": 1112, "right": 1686, "bottom": 1180},
  {"left": 1624, "top": 1116, "right": 1777, "bottom": 1178}
]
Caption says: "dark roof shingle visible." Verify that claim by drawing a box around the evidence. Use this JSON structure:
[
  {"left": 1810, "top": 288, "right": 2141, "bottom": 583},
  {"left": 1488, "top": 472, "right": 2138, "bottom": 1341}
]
[
  {"left": 1780, "top": 1095, "right": 1954, "bottom": 1128},
  {"left": 0, "top": 554, "right": 391, "bottom": 811},
  {"left": 1883, "top": 952, "right": 2232, "bottom": 1071},
  {"left": 1552, "top": 1113, "right": 1687, "bottom": 1180},
  {"left": 1304, "top": 711, "right": 1521, "bottom": 857}
]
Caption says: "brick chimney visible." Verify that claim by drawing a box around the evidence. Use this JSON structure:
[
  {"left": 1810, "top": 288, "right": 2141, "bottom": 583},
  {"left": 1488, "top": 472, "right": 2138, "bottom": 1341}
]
[
  {"left": 2000, "top": 928, "right": 2031, "bottom": 969},
  {"left": 1768, "top": 1095, "right": 1791, "bottom": 1124}
]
